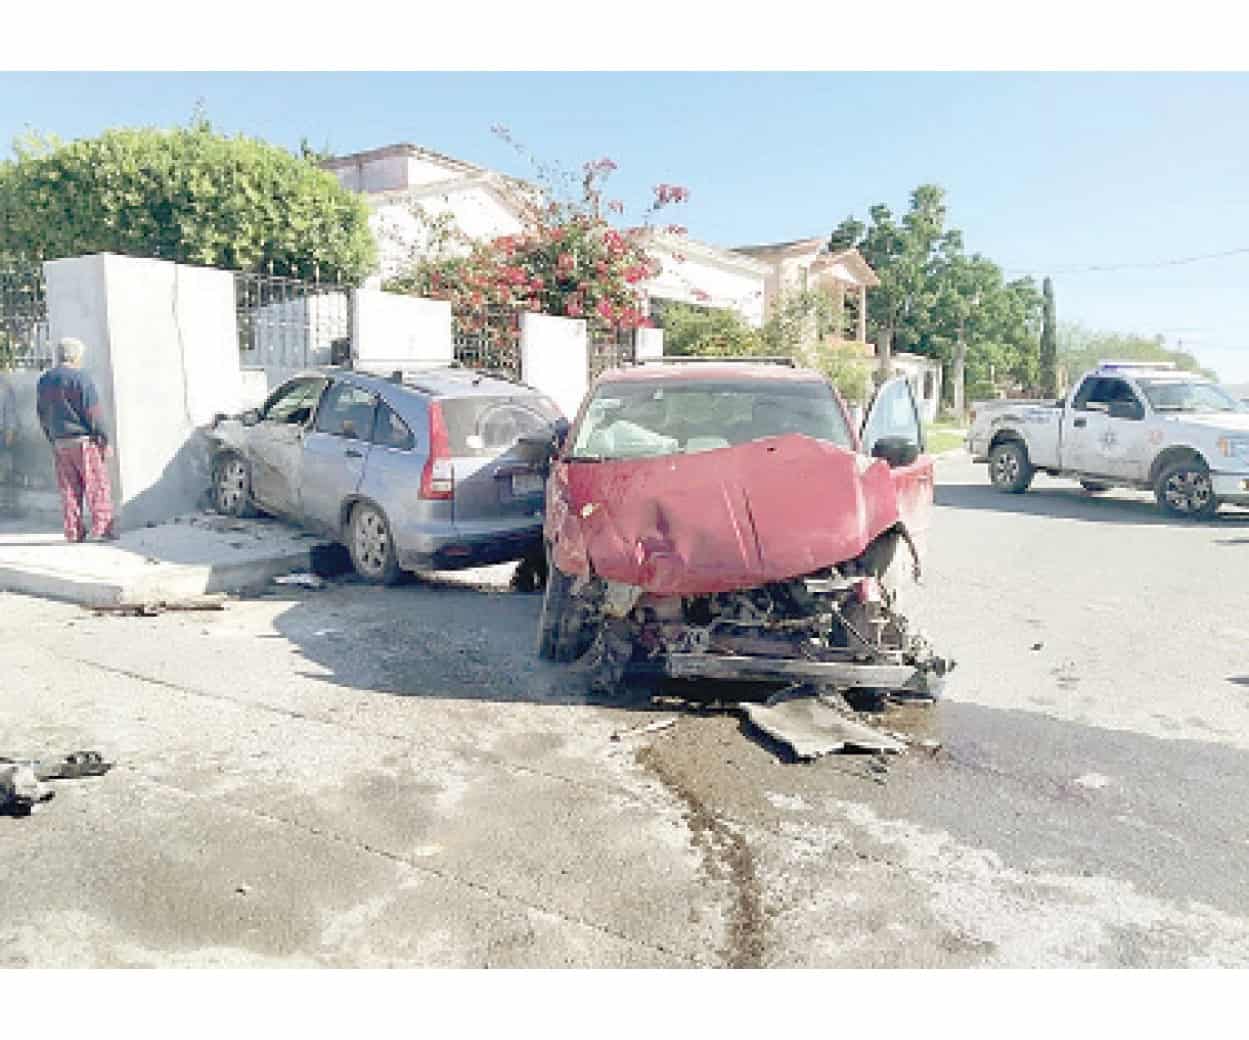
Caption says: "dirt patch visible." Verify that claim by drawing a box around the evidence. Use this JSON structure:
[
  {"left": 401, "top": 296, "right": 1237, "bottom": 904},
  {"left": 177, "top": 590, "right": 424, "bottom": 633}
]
[{"left": 636, "top": 741, "right": 764, "bottom": 968}]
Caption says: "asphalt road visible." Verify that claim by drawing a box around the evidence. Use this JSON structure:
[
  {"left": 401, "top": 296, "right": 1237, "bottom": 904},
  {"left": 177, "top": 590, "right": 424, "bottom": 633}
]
[{"left": 2, "top": 454, "right": 1248, "bottom": 967}]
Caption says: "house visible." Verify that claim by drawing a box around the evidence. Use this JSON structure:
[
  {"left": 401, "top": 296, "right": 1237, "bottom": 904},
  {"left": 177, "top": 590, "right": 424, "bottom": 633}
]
[
  {"left": 732, "top": 236, "right": 880, "bottom": 351},
  {"left": 321, "top": 145, "right": 881, "bottom": 350}
]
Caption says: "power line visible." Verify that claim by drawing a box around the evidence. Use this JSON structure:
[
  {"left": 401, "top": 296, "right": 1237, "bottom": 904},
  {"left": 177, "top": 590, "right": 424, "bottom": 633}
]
[{"left": 1004, "top": 246, "right": 1249, "bottom": 276}]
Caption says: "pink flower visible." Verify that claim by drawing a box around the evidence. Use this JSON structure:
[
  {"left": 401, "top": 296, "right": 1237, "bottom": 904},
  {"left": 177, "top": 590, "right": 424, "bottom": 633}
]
[
  {"left": 596, "top": 299, "right": 615, "bottom": 322},
  {"left": 692, "top": 288, "right": 711, "bottom": 302}
]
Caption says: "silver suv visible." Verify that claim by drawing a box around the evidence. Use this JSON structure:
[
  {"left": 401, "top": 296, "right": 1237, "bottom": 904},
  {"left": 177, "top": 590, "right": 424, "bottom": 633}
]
[{"left": 208, "top": 367, "right": 564, "bottom": 584}]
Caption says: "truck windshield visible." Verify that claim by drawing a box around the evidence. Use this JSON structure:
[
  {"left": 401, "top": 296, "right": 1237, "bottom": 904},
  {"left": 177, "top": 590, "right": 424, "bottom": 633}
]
[
  {"left": 1138, "top": 380, "right": 1246, "bottom": 414},
  {"left": 570, "top": 378, "right": 852, "bottom": 461}
]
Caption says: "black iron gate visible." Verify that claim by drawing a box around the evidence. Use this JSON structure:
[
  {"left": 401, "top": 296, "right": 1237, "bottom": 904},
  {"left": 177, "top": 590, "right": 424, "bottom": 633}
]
[
  {"left": 0, "top": 260, "right": 50, "bottom": 370},
  {"left": 588, "top": 323, "right": 637, "bottom": 380},
  {"left": 235, "top": 270, "right": 353, "bottom": 372}
]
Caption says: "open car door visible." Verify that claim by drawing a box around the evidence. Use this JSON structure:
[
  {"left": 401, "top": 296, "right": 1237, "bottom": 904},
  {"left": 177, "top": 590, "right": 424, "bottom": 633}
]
[{"left": 861, "top": 376, "right": 934, "bottom": 562}]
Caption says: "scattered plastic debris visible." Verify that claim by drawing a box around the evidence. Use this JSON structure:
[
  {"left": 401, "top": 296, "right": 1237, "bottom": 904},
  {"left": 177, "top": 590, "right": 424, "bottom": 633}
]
[
  {"left": 0, "top": 750, "right": 113, "bottom": 817},
  {"left": 89, "top": 596, "right": 227, "bottom": 617},
  {"left": 273, "top": 573, "right": 325, "bottom": 589},
  {"left": 610, "top": 717, "right": 678, "bottom": 742}
]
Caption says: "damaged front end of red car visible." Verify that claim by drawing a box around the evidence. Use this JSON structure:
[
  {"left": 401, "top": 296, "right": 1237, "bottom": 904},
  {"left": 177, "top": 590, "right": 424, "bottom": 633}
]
[{"left": 538, "top": 432, "right": 953, "bottom": 701}]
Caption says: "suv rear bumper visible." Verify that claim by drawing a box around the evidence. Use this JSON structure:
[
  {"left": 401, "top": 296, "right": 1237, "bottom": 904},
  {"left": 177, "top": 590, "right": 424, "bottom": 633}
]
[{"left": 395, "top": 518, "right": 543, "bottom": 571}]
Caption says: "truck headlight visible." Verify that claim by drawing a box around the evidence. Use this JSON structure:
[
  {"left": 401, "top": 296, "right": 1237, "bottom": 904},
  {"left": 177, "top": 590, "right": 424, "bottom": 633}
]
[{"left": 1217, "top": 437, "right": 1249, "bottom": 461}]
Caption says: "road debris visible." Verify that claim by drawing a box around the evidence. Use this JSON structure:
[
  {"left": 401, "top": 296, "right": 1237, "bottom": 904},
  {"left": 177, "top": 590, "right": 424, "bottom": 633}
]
[
  {"left": 89, "top": 595, "right": 227, "bottom": 617},
  {"left": 610, "top": 717, "right": 678, "bottom": 742},
  {"left": 273, "top": 573, "right": 325, "bottom": 589},
  {"left": 741, "top": 693, "right": 907, "bottom": 761},
  {"left": 0, "top": 750, "right": 112, "bottom": 816}
]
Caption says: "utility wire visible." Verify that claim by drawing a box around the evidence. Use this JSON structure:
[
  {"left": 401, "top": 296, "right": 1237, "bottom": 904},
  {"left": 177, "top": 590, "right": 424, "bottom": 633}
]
[{"left": 1004, "top": 246, "right": 1249, "bottom": 276}]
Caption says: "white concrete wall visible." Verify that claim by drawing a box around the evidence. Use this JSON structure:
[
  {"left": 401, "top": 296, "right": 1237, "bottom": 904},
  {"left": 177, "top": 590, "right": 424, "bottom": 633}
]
[
  {"left": 520, "top": 313, "right": 588, "bottom": 420},
  {"left": 352, "top": 289, "right": 452, "bottom": 373},
  {"left": 636, "top": 327, "right": 664, "bottom": 360},
  {"left": 45, "top": 254, "right": 242, "bottom": 529},
  {"left": 642, "top": 244, "right": 767, "bottom": 328}
]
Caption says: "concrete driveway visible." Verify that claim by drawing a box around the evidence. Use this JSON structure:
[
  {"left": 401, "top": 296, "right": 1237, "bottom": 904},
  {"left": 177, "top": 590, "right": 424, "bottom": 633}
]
[{"left": 2, "top": 455, "right": 1248, "bottom": 967}]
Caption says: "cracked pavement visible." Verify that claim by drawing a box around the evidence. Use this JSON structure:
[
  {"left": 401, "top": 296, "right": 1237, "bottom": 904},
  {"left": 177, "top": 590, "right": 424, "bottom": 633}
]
[{"left": 2, "top": 455, "right": 1249, "bottom": 966}]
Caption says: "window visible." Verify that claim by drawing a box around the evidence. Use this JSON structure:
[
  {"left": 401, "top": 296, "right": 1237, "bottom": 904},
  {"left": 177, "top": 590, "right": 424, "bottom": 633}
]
[
  {"left": 313, "top": 382, "right": 377, "bottom": 440},
  {"left": 1073, "top": 377, "right": 1141, "bottom": 417},
  {"left": 570, "top": 378, "right": 853, "bottom": 461},
  {"left": 372, "top": 402, "right": 415, "bottom": 451},
  {"left": 862, "top": 378, "right": 921, "bottom": 457},
  {"left": 441, "top": 395, "right": 563, "bottom": 458},
  {"left": 262, "top": 378, "right": 328, "bottom": 425},
  {"left": 1138, "top": 379, "right": 1245, "bottom": 414}
]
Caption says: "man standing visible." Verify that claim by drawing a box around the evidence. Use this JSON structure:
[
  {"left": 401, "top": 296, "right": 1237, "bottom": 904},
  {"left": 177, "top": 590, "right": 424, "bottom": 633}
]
[
  {"left": 36, "top": 337, "right": 117, "bottom": 542},
  {"left": 0, "top": 369, "right": 18, "bottom": 517}
]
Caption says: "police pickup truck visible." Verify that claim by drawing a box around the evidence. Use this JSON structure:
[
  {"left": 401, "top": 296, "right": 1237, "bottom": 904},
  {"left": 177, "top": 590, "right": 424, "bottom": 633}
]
[{"left": 966, "top": 362, "right": 1249, "bottom": 518}]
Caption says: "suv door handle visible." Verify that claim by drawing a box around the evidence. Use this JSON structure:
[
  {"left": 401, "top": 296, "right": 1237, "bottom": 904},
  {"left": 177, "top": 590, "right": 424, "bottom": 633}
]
[
  {"left": 1073, "top": 418, "right": 1087, "bottom": 428},
  {"left": 344, "top": 448, "right": 364, "bottom": 459}
]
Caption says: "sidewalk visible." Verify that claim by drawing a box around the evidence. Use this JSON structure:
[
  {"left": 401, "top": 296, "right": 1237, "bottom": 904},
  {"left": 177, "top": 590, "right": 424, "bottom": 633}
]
[{"left": 0, "top": 513, "right": 314, "bottom": 607}]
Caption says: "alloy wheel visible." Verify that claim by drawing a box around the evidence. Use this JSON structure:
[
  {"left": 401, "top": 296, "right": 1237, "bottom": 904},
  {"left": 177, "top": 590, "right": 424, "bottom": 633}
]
[
  {"left": 216, "top": 459, "right": 247, "bottom": 513},
  {"left": 1163, "top": 469, "right": 1213, "bottom": 514},
  {"left": 353, "top": 508, "right": 390, "bottom": 578}
]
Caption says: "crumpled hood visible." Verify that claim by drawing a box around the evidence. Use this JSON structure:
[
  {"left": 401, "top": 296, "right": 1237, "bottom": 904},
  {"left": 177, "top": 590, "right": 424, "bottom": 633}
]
[{"left": 550, "top": 435, "right": 900, "bottom": 597}]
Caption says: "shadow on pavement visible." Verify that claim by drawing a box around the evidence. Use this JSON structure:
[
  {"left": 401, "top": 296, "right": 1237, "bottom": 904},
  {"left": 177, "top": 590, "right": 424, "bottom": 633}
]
[
  {"left": 268, "top": 571, "right": 663, "bottom": 710},
  {"left": 936, "top": 480, "right": 1249, "bottom": 527}
]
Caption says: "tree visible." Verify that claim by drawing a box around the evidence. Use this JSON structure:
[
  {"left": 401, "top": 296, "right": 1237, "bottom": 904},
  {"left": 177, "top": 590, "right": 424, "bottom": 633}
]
[
  {"left": 658, "top": 301, "right": 760, "bottom": 357},
  {"left": 0, "top": 124, "right": 376, "bottom": 284},
  {"left": 1039, "top": 277, "right": 1058, "bottom": 397},
  {"left": 1057, "top": 323, "right": 1217, "bottom": 383}
]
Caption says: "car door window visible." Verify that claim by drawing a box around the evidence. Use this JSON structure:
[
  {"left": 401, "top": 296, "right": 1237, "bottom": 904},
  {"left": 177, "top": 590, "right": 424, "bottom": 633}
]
[
  {"left": 862, "top": 378, "right": 922, "bottom": 456},
  {"left": 262, "top": 378, "right": 327, "bottom": 426},
  {"left": 371, "top": 402, "right": 415, "bottom": 452},
  {"left": 1073, "top": 377, "right": 1142, "bottom": 418},
  {"left": 314, "top": 382, "right": 377, "bottom": 441}
]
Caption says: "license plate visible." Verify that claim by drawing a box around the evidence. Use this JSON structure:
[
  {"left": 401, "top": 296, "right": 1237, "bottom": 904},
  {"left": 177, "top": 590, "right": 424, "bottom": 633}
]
[{"left": 511, "top": 472, "right": 543, "bottom": 496}]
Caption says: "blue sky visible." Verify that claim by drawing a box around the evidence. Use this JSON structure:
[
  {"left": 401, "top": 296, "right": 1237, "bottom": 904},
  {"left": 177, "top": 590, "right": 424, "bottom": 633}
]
[{"left": 4, "top": 71, "right": 1248, "bottom": 382}]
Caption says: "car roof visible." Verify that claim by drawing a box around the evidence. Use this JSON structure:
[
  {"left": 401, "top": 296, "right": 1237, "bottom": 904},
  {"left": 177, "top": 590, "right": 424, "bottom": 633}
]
[
  {"left": 595, "top": 361, "right": 829, "bottom": 385},
  {"left": 294, "top": 366, "right": 542, "bottom": 399}
]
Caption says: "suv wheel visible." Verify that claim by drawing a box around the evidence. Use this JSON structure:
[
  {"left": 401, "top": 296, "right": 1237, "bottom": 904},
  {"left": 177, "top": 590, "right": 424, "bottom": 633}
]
[
  {"left": 988, "top": 440, "right": 1034, "bottom": 494},
  {"left": 1155, "top": 461, "right": 1218, "bottom": 519},
  {"left": 213, "top": 453, "right": 257, "bottom": 517},
  {"left": 348, "top": 502, "right": 403, "bottom": 585}
]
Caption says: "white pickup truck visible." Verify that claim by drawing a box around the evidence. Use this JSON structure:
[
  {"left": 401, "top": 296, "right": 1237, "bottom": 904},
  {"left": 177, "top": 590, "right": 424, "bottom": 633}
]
[{"left": 966, "top": 361, "right": 1249, "bottom": 518}]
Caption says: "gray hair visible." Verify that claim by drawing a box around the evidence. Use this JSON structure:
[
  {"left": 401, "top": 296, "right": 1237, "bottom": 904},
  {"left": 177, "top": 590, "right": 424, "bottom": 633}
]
[{"left": 57, "top": 337, "right": 86, "bottom": 365}]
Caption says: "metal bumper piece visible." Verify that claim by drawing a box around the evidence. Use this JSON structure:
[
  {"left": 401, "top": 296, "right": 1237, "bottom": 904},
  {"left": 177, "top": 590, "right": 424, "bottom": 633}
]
[{"left": 664, "top": 653, "right": 917, "bottom": 688}]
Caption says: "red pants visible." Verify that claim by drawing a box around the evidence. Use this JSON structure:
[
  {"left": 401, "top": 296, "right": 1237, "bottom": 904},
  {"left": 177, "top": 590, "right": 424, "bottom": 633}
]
[{"left": 52, "top": 438, "right": 115, "bottom": 541}]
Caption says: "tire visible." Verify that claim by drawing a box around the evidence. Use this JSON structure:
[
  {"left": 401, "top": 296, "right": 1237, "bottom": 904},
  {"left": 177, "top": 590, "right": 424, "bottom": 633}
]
[
  {"left": 1080, "top": 480, "right": 1110, "bottom": 493},
  {"left": 348, "top": 502, "right": 404, "bottom": 585},
  {"left": 537, "top": 555, "right": 596, "bottom": 662},
  {"left": 213, "top": 452, "right": 257, "bottom": 518},
  {"left": 1155, "top": 460, "right": 1218, "bottom": 520},
  {"left": 988, "top": 440, "right": 1035, "bottom": 494}
]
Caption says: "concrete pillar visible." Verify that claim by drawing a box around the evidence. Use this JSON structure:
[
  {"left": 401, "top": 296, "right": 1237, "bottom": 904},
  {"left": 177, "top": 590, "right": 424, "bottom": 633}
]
[
  {"left": 636, "top": 327, "right": 664, "bottom": 361},
  {"left": 44, "top": 254, "right": 242, "bottom": 529},
  {"left": 351, "top": 288, "right": 452, "bottom": 374},
  {"left": 519, "top": 313, "right": 589, "bottom": 420}
]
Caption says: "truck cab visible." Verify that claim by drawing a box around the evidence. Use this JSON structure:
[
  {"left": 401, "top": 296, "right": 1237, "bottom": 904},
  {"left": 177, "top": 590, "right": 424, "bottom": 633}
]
[{"left": 967, "top": 361, "right": 1249, "bottom": 518}]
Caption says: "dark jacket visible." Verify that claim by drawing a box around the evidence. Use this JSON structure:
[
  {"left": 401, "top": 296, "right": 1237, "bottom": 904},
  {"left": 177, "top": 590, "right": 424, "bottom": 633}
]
[{"left": 35, "top": 365, "right": 109, "bottom": 444}]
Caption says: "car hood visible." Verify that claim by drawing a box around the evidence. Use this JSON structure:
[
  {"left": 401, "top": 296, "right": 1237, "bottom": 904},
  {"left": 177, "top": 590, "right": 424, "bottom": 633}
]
[
  {"left": 1160, "top": 412, "right": 1249, "bottom": 435},
  {"left": 549, "top": 435, "right": 900, "bottom": 597}
]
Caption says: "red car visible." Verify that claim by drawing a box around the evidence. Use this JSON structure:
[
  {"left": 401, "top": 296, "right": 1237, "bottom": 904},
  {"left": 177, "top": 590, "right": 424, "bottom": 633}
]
[{"left": 536, "top": 359, "right": 950, "bottom": 699}]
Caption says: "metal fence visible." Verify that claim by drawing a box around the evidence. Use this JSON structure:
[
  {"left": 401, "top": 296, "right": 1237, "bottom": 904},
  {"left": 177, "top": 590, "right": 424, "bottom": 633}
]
[
  {"left": 452, "top": 305, "right": 522, "bottom": 380},
  {"left": 588, "top": 322, "right": 637, "bottom": 380},
  {"left": 0, "top": 261, "right": 51, "bottom": 371},
  {"left": 235, "top": 271, "right": 353, "bottom": 372}
]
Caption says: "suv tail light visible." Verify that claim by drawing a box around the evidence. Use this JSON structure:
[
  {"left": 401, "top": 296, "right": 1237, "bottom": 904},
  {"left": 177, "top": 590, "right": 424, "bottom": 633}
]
[{"left": 420, "top": 401, "right": 454, "bottom": 500}]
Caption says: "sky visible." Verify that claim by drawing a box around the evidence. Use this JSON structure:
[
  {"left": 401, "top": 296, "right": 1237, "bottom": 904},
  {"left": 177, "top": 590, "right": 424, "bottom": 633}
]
[{"left": 3, "top": 71, "right": 1248, "bottom": 382}]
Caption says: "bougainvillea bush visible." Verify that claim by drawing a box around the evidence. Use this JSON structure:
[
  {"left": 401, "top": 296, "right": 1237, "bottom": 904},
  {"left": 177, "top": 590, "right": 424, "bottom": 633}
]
[{"left": 383, "top": 147, "right": 689, "bottom": 337}]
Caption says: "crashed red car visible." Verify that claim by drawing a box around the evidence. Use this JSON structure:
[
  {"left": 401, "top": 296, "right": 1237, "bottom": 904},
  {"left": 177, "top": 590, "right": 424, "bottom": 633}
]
[{"left": 536, "top": 360, "right": 951, "bottom": 698}]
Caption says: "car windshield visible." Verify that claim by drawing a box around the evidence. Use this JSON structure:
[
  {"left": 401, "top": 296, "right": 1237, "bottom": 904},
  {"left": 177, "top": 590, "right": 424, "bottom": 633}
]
[
  {"left": 569, "top": 378, "right": 852, "bottom": 461},
  {"left": 1138, "top": 380, "right": 1246, "bottom": 414}
]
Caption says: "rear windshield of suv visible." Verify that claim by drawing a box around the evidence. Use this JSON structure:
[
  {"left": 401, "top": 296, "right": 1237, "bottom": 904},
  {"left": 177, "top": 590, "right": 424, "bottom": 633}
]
[
  {"left": 441, "top": 394, "right": 563, "bottom": 457},
  {"left": 570, "top": 378, "right": 852, "bottom": 461}
]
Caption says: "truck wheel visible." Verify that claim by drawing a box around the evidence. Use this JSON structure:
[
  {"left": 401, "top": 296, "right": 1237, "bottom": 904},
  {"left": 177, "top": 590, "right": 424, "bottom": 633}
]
[
  {"left": 1155, "top": 461, "right": 1218, "bottom": 519},
  {"left": 537, "top": 556, "right": 596, "bottom": 662},
  {"left": 1080, "top": 480, "right": 1110, "bottom": 493},
  {"left": 988, "top": 441, "right": 1034, "bottom": 494}
]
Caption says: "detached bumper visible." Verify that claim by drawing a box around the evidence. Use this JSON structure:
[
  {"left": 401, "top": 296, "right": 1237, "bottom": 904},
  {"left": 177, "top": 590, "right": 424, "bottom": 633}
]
[
  {"left": 664, "top": 653, "right": 944, "bottom": 694},
  {"left": 1213, "top": 472, "right": 1249, "bottom": 506}
]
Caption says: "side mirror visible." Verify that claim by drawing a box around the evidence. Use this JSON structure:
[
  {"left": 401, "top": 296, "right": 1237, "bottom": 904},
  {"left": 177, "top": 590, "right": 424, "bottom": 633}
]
[
  {"left": 871, "top": 435, "right": 920, "bottom": 468},
  {"left": 1107, "top": 400, "right": 1142, "bottom": 421},
  {"left": 240, "top": 408, "right": 261, "bottom": 427}
]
